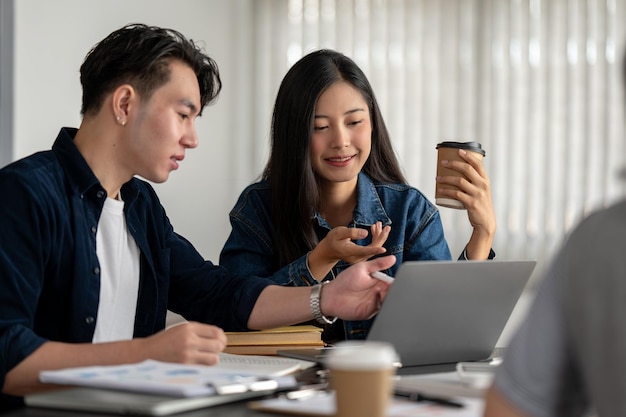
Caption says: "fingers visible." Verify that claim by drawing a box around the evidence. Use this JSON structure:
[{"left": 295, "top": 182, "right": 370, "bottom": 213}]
[
  {"left": 323, "top": 256, "right": 396, "bottom": 320},
  {"left": 150, "top": 322, "right": 227, "bottom": 365},
  {"left": 328, "top": 223, "right": 389, "bottom": 246},
  {"left": 341, "top": 237, "right": 388, "bottom": 265},
  {"left": 190, "top": 322, "right": 228, "bottom": 348},
  {"left": 436, "top": 150, "right": 497, "bottom": 244},
  {"left": 324, "top": 224, "right": 390, "bottom": 265},
  {"left": 365, "top": 254, "right": 397, "bottom": 274},
  {"left": 364, "top": 256, "right": 396, "bottom": 317},
  {"left": 457, "top": 148, "right": 487, "bottom": 178},
  {"left": 438, "top": 149, "right": 487, "bottom": 184},
  {"left": 437, "top": 149, "right": 491, "bottom": 205},
  {"left": 370, "top": 222, "right": 391, "bottom": 247},
  {"left": 329, "top": 226, "right": 367, "bottom": 241}
]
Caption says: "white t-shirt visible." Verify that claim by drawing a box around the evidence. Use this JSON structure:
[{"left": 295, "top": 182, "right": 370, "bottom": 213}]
[{"left": 93, "top": 195, "right": 140, "bottom": 343}]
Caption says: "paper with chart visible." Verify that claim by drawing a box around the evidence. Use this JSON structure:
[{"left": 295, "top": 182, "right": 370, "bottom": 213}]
[{"left": 39, "top": 358, "right": 297, "bottom": 397}]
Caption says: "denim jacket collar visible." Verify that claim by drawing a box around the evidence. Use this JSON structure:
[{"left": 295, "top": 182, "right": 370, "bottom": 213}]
[{"left": 312, "top": 172, "right": 392, "bottom": 230}]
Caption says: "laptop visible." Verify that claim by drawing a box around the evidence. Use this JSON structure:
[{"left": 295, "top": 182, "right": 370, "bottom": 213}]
[{"left": 279, "top": 260, "right": 536, "bottom": 367}]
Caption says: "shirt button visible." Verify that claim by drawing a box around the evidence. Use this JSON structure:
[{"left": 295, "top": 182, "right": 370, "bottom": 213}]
[
  {"left": 91, "top": 226, "right": 97, "bottom": 234},
  {"left": 85, "top": 316, "right": 95, "bottom": 324},
  {"left": 93, "top": 266, "right": 100, "bottom": 275},
  {"left": 96, "top": 190, "right": 105, "bottom": 199}
]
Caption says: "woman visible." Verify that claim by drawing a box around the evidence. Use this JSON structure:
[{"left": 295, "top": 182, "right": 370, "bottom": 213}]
[{"left": 220, "top": 49, "right": 496, "bottom": 341}]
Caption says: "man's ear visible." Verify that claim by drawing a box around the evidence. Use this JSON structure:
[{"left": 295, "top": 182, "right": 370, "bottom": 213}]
[{"left": 111, "top": 84, "right": 135, "bottom": 126}]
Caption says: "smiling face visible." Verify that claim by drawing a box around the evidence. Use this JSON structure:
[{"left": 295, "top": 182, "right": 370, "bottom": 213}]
[
  {"left": 124, "top": 59, "right": 201, "bottom": 184},
  {"left": 310, "top": 81, "right": 372, "bottom": 188}
]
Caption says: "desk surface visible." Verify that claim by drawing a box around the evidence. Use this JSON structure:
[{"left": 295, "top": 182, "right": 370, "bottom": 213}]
[{"left": 4, "top": 364, "right": 457, "bottom": 417}]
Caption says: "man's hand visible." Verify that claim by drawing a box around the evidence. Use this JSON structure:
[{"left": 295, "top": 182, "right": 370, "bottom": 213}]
[
  {"left": 137, "top": 322, "right": 227, "bottom": 365},
  {"left": 3, "top": 322, "right": 228, "bottom": 397},
  {"left": 321, "top": 254, "right": 396, "bottom": 320}
]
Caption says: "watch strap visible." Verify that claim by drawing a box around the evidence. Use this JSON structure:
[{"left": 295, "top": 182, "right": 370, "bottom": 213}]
[{"left": 310, "top": 281, "right": 337, "bottom": 325}]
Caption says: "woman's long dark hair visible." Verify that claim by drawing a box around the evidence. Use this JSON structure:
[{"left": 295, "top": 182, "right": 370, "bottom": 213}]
[{"left": 263, "top": 49, "right": 407, "bottom": 266}]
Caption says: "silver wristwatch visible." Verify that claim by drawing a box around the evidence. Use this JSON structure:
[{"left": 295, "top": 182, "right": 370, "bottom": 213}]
[{"left": 310, "top": 281, "right": 337, "bottom": 325}]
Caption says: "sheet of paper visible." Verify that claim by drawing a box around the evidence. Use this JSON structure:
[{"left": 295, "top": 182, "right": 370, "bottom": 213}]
[
  {"left": 39, "top": 359, "right": 297, "bottom": 397},
  {"left": 394, "top": 371, "right": 492, "bottom": 399},
  {"left": 218, "top": 352, "right": 315, "bottom": 375},
  {"left": 249, "top": 391, "right": 485, "bottom": 417}
]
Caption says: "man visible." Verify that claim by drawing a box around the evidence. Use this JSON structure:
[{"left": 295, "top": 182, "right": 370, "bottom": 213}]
[
  {"left": 483, "top": 52, "right": 626, "bottom": 417},
  {"left": 0, "top": 24, "right": 394, "bottom": 408}
]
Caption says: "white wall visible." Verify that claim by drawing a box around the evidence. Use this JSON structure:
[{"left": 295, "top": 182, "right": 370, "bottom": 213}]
[{"left": 13, "top": 0, "right": 259, "bottom": 261}]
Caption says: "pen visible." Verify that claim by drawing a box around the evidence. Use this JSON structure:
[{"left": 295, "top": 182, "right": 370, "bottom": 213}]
[
  {"left": 371, "top": 271, "right": 395, "bottom": 284},
  {"left": 395, "top": 391, "right": 465, "bottom": 409}
]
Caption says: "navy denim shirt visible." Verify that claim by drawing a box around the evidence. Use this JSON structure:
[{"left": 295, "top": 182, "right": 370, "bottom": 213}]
[
  {"left": 0, "top": 128, "right": 272, "bottom": 406},
  {"left": 220, "top": 172, "right": 489, "bottom": 340}
]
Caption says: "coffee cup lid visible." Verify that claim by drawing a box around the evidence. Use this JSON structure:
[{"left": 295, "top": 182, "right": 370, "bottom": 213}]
[
  {"left": 324, "top": 341, "right": 398, "bottom": 370},
  {"left": 436, "top": 141, "right": 486, "bottom": 156}
]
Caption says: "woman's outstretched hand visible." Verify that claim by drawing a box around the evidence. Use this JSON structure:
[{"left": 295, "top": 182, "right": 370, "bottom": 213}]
[{"left": 308, "top": 222, "right": 391, "bottom": 280}]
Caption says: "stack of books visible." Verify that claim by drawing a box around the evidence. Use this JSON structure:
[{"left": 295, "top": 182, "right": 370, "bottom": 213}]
[{"left": 224, "top": 325, "right": 324, "bottom": 355}]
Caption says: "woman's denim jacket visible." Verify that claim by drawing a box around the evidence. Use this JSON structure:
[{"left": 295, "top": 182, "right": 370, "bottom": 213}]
[{"left": 220, "top": 172, "right": 491, "bottom": 339}]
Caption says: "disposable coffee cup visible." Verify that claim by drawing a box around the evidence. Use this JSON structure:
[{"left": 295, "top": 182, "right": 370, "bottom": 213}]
[
  {"left": 325, "top": 341, "right": 398, "bottom": 417},
  {"left": 435, "top": 141, "right": 486, "bottom": 209}
]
